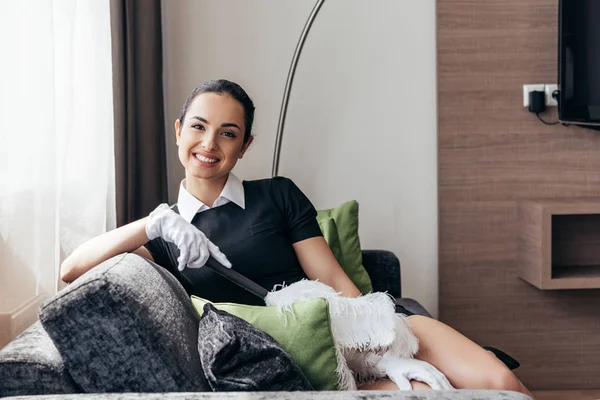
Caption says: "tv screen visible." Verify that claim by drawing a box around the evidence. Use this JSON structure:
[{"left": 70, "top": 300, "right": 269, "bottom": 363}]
[{"left": 558, "top": 0, "right": 600, "bottom": 124}]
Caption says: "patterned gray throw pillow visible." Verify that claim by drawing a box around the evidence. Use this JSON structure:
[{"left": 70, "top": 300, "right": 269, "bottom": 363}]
[
  {"left": 197, "top": 304, "right": 313, "bottom": 392},
  {"left": 39, "top": 254, "right": 211, "bottom": 393}
]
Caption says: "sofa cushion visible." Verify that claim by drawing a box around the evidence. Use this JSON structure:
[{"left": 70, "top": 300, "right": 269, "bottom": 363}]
[
  {"left": 317, "top": 201, "right": 373, "bottom": 294},
  {"left": 0, "top": 321, "right": 81, "bottom": 397},
  {"left": 191, "top": 296, "right": 340, "bottom": 391},
  {"left": 197, "top": 304, "right": 312, "bottom": 391},
  {"left": 39, "top": 253, "right": 210, "bottom": 393}
]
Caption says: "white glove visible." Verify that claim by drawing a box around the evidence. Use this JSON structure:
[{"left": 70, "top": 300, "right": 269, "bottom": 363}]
[
  {"left": 375, "top": 352, "right": 454, "bottom": 391},
  {"left": 146, "top": 203, "right": 232, "bottom": 271}
]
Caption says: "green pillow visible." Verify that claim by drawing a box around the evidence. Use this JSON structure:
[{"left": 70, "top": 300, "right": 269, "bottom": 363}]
[
  {"left": 191, "top": 296, "right": 340, "bottom": 391},
  {"left": 317, "top": 200, "right": 373, "bottom": 294}
]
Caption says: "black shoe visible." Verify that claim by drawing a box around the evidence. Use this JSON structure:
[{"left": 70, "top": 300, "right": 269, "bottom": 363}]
[{"left": 482, "top": 346, "right": 520, "bottom": 370}]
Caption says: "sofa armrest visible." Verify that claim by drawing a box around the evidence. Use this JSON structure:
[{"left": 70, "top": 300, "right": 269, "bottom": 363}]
[
  {"left": 0, "top": 321, "right": 81, "bottom": 397},
  {"left": 361, "top": 250, "right": 401, "bottom": 298},
  {"left": 395, "top": 298, "right": 432, "bottom": 318}
]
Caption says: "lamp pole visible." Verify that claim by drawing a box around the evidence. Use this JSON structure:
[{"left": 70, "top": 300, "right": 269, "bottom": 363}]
[{"left": 271, "top": 0, "right": 326, "bottom": 177}]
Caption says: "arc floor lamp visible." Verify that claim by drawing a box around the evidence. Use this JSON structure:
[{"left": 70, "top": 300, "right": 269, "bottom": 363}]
[{"left": 271, "top": 0, "right": 325, "bottom": 177}]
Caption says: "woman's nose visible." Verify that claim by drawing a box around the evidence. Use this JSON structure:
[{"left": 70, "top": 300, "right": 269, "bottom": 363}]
[{"left": 201, "top": 132, "right": 218, "bottom": 150}]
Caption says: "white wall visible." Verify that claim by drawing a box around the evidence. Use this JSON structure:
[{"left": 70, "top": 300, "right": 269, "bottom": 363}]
[{"left": 162, "top": 0, "right": 438, "bottom": 317}]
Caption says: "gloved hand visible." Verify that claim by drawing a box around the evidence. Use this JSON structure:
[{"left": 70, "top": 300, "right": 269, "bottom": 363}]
[
  {"left": 146, "top": 203, "right": 232, "bottom": 271},
  {"left": 375, "top": 352, "right": 454, "bottom": 391}
]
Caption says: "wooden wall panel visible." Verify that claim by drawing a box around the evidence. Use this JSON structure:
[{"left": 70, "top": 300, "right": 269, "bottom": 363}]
[{"left": 437, "top": 0, "right": 600, "bottom": 389}]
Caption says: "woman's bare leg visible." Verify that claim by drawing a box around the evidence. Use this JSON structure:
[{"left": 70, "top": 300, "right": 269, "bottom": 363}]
[
  {"left": 407, "top": 315, "right": 534, "bottom": 398},
  {"left": 358, "top": 379, "right": 431, "bottom": 390}
]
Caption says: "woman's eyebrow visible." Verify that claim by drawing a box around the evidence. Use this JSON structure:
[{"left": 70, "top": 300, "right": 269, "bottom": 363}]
[
  {"left": 221, "top": 123, "right": 241, "bottom": 130},
  {"left": 190, "top": 116, "right": 239, "bottom": 130},
  {"left": 190, "top": 116, "right": 209, "bottom": 124}
]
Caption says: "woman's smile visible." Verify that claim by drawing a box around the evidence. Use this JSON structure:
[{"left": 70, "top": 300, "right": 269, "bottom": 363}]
[{"left": 193, "top": 151, "right": 221, "bottom": 167}]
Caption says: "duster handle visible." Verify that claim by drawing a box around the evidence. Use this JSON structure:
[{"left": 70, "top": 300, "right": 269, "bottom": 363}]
[{"left": 204, "top": 257, "right": 269, "bottom": 300}]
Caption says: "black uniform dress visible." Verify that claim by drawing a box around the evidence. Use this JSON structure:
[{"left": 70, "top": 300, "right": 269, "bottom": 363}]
[{"left": 145, "top": 177, "right": 323, "bottom": 306}]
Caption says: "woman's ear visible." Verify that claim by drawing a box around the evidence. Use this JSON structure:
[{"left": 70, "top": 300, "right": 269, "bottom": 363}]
[
  {"left": 238, "top": 136, "right": 254, "bottom": 159},
  {"left": 175, "top": 119, "right": 182, "bottom": 146}
]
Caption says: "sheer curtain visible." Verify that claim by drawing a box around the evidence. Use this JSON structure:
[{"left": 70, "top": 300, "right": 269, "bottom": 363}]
[{"left": 0, "top": 0, "right": 115, "bottom": 339}]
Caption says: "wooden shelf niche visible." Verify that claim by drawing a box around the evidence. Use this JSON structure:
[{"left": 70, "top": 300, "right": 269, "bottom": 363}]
[{"left": 519, "top": 199, "right": 600, "bottom": 289}]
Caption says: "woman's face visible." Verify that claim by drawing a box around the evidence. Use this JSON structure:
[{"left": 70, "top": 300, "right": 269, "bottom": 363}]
[{"left": 175, "top": 92, "right": 252, "bottom": 181}]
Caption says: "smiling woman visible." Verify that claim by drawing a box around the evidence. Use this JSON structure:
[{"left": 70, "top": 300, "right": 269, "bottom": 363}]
[{"left": 174, "top": 88, "right": 253, "bottom": 207}]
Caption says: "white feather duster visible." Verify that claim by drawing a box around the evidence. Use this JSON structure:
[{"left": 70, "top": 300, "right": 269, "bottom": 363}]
[{"left": 264, "top": 280, "right": 419, "bottom": 390}]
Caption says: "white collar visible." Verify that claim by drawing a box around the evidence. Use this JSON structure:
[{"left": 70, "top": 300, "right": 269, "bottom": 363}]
[{"left": 177, "top": 173, "right": 245, "bottom": 223}]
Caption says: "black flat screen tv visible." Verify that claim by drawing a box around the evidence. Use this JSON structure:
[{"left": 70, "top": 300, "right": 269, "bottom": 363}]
[{"left": 558, "top": 0, "right": 600, "bottom": 125}]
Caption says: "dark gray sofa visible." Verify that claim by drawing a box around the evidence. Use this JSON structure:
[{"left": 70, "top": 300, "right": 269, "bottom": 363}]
[{"left": 0, "top": 251, "right": 530, "bottom": 400}]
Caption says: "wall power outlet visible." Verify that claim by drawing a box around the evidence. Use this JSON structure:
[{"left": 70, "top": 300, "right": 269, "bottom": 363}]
[{"left": 523, "top": 84, "right": 558, "bottom": 108}]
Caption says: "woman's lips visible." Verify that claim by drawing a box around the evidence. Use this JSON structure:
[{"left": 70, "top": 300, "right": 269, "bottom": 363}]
[{"left": 193, "top": 153, "right": 220, "bottom": 167}]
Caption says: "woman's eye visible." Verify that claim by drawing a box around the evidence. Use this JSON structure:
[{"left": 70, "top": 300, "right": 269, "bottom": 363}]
[
  {"left": 192, "top": 124, "right": 205, "bottom": 130},
  {"left": 222, "top": 131, "right": 236, "bottom": 138}
]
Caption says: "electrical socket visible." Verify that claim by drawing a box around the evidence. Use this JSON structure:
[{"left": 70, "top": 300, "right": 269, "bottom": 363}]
[
  {"left": 523, "top": 84, "right": 558, "bottom": 107},
  {"left": 545, "top": 84, "right": 558, "bottom": 106}
]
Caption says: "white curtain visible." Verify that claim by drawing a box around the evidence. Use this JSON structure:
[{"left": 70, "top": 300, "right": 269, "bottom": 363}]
[{"left": 0, "top": 0, "right": 115, "bottom": 313}]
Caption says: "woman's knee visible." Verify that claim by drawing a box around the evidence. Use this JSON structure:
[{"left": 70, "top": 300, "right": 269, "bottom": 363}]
[{"left": 486, "top": 367, "right": 521, "bottom": 391}]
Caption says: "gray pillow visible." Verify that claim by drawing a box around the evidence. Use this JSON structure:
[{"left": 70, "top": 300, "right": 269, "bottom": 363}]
[
  {"left": 39, "top": 253, "right": 210, "bottom": 393},
  {"left": 198, "top": 304, "right": 313, "bottom": 391}
]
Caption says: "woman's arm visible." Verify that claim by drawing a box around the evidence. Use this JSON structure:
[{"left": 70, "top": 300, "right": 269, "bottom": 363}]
[
  {"left": 60, "top": 218, "right": 153, "bottom": 283},
  {"left": 293, "top": 236, "right": 361, "bottom": 298}
]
